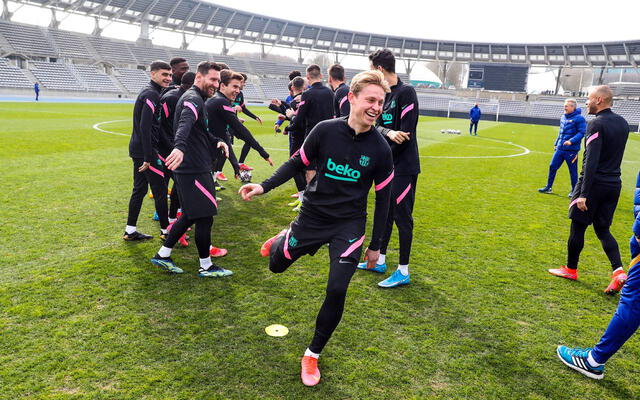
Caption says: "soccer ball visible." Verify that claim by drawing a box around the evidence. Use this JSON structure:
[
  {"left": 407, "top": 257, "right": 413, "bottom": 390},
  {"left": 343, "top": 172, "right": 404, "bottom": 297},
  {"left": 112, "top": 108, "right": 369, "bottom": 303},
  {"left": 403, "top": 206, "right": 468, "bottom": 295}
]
[{"left": 239, "top": 169, "right": 252, "bottom": 183}]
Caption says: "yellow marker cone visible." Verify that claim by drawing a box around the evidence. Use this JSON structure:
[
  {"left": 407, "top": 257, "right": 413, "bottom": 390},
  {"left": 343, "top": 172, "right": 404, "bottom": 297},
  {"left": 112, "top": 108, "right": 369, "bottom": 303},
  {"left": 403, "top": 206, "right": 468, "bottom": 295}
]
[{"left": 265, "top": 324, "right": 289, "bottom": 337}]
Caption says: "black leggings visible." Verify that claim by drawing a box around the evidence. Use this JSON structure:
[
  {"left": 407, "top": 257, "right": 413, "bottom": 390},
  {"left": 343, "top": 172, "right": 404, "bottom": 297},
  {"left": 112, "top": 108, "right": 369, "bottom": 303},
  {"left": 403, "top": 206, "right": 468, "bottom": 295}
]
[
  {"left": 164, "top": 214, "right": 213, "bottom": 259},
  {"left": 127, "top": 159, "right": 169, "bottom": 229},
  {"left": 380, "top": 175, "right": 417, "bottom": 265},
  {"left": 169, "top": 182, "right": 180, "bottom": 219},
  {"left": 239, "top": 142, "right": 251, "bottom": 164},
  {"left": 567, "top": 220, "right": 622, "bottom": 270},
  {"left": 269, "top": 236, "right": 357, "bottom": 354}
]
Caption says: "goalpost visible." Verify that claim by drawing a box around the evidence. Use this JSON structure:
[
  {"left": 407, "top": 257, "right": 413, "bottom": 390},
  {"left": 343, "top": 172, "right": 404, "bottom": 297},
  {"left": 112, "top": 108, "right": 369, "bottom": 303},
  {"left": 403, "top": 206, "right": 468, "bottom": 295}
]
[{"left": 447, "top": 100, "right": 500, "bottom": 121}]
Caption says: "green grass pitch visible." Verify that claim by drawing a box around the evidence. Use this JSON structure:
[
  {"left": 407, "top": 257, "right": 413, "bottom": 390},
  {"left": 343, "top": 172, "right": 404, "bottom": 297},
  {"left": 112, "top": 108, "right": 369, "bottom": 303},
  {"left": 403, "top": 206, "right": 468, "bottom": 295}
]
[{"left": 1, "top": 101, "right": 639, "bottom": 399}]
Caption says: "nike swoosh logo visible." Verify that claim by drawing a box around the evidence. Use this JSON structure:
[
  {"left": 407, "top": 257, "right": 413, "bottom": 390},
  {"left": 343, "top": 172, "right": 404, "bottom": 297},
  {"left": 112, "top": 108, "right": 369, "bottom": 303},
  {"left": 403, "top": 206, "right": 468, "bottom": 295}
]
[
  {"left": 339, "top": 259, "right": 352, "bottom": 264},
  {"left": 348, "top": 238, "right": 357, "bottom": 243}
]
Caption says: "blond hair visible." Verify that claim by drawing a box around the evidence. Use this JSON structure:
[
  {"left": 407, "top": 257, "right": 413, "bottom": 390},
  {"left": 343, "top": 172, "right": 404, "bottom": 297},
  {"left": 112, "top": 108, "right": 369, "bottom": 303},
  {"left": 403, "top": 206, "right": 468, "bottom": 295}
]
[{"left": 350, "top": 70, "right": 391, "bottom": 96}]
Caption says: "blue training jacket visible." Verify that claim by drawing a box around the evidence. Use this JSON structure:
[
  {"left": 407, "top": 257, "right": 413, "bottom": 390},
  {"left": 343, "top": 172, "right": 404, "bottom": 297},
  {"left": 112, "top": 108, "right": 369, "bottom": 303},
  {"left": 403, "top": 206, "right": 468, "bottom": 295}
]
[
  {"left": 469, "top": 106, "right": 481, "bottom": 122},
  {"left": 633, "top": 171, "right": 640, "bottom": 238},
  {"left": 553, "top": 108, "right": 586, "bottom": 152}
]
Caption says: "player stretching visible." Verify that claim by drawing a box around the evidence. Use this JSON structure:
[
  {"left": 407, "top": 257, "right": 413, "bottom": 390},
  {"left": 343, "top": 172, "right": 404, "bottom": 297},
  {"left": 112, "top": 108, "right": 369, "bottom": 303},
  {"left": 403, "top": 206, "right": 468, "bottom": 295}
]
[
  {"left": 124, "top": 60, "right": 173, "bottom": 241},
  {"left": 150, "top": 61, "right": 232, "bottom": 277},
  {"left": 549, "top": 86, "right": 630, "bottom": 293},
  {"left": 556, "top": 170, "right": 640, "bottom": 379},
  {"left": 206, "top": 70, "right": 273, "bottom": 179},
  {"left": 239, "top": 71, "right": 393, "bottom": 386},
  {"left": 357, "top": 49, "right": 420, "bottom": 288},
  {"left": 235, "top": 73, "right": 264, "bottom": 171}
]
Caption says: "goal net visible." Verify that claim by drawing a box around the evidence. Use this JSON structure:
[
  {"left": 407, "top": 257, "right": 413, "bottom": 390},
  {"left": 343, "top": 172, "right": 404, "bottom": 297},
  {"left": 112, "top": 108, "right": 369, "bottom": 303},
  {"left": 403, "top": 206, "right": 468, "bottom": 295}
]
[{"left": 447, "top": 101, "right": 500, "bottom": 121}]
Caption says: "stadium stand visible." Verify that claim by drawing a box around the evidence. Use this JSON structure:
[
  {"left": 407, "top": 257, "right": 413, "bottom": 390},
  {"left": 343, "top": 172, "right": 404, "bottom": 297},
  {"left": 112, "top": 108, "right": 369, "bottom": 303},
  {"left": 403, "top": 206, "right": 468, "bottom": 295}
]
[
  {"left": 71, "top": 64, "right": 120, "bottom": 93},
  {"left": 46, "top": 28, "right": 92, "bottom": 60},
  {"left": 0, "top": 18, "right": 637, "bottom": 129},
  {"left": 259, "top": 77, "right": 290, "bottom": 100},
  {"left": 0, "top": 57, "right": 34, "bottom": 88},
  {"left": 113, "top": 68, "right": 149, "bottom": 93},
  {"left": 0, "top": 20, "right": 56, "bottom": 58},
  {"left": 87, "top": 36, "right": 138, "bottom": 65},
  {"left": 29, "top": 61, "right": 85, "bottom": 91}
]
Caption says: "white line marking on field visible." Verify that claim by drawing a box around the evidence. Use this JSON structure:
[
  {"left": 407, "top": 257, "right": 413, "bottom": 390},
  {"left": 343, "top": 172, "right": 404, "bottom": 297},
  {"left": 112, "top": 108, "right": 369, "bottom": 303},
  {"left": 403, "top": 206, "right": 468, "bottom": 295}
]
[
  {"left": 90, "top": 120, "right": 530, "bottom": 160},
  {"left": 421, "top": 136, "right": 530, "bottom": 159},
  {"left": 92, "top": 119, "right": 130, "bottom": 136}
]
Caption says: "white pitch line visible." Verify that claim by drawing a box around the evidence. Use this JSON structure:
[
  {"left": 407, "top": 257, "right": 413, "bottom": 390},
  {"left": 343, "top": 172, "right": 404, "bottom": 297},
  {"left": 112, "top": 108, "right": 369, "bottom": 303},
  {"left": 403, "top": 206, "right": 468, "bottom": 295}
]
[
  {"left": 91, "top": 119, "right": 531, "bottom": 159},
  {"left": 92, "top": 119, "right": 130, "bottom": 137},
  {"left": 421, "top": 136, "right": 530, "bottom": 159}
]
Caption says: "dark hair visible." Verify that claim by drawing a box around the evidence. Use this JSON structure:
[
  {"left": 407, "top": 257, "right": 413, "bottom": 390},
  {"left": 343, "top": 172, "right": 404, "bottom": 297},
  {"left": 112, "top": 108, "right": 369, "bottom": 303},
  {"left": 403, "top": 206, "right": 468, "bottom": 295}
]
[
  {"left": 240, "top": 72, "right": 248, "bottom": 81},
  {"left": 197, "top": 61, "right": 222, "bottom": 75},
  {"left": 181, "top": 71, "right": 196, "bottom": 87},
  {"left": 169, "top": 57, "right": 187, "bottom": 67},
  {"left": 220, "top": 69, "right": 243, "bottom": 86},
  {"left": 292, "top": 76, "right": 305, "bottom": 90},
  {"left": 369, "top": 49, "right": 396, "bottom": 73},
  {"left": 306, "top": 64, "right": 321, "bottom": 79},
  {"left": 216, "top": 62, "right": 230, "bottom": 71},
  {"left": 150, "top": 60, "right": 171, "bottom": 72},
  {"left": 328, "top": 64, "right": 345, "bottom": 81},
  {"left": 287, "top": 82, "right": 293, "bottom": 91},
  {"left": 288, "top": 70, "right": 301, "bottom": 81}
]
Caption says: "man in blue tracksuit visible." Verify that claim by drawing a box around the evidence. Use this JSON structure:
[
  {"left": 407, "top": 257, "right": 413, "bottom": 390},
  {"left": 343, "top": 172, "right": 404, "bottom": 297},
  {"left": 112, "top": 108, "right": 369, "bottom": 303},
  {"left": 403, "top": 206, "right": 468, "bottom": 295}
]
[
  {"left": 538, "top": 99, "right": 586, "bottom": 197},
  {"left": 556, "top": 170, "right": 640, "bottom": 380},
  {"left": 469, "top": 104, "right": 481, "bottom": 135}
]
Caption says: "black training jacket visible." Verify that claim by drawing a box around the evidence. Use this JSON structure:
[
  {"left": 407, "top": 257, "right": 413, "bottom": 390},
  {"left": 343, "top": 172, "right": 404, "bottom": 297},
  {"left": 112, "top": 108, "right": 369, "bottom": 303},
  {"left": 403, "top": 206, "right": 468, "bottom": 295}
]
[
  {"left": 376, "top": 78, "right": 421, "bottom": 176},
  {"left": 129, "top": 80, "right": 163, "bottom": 162},
  {"left": 333, "top": 82, "right": 350, "bottom": 118},
  {"left": 172, "top": 85, "right": 223, "bottom": 174},
  {"left": 261, "top": 117, "right": 394, "bottom": 251},
  {"left": 205, "top": 91, "right": 270, "bottom": 162},
  {"left": 158, "top": 86, "right": 186, "bottom": 156},
  {"left": 286, "top": 81, "right": 334, "bottom": 138},
  {"left": 578, "top": 108, "right": 629, "bottom": 198}
]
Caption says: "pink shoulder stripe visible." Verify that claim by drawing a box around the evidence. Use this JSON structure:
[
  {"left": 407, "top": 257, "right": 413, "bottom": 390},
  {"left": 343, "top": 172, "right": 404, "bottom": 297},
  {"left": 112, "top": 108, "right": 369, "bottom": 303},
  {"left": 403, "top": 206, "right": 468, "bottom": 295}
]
[
  {"left": 400, "top": 103, "right": 415, "bottom": 119},
  {"left": 223, "top": 105, "right": 236, "bottom": 113},
  {"left": 586, "top": 132, "right": 599, "bottom": 146},
  {"left": 162, "top": 102, "right": 169, "bottom": 118},
  {"left": 145, "top": 98, "right": 155, "bottom": 113},
  {"left": 339, "top": 96, "right": 348, "bottom": 109},
  {"left": 299, "top": 147, "right": 310, "bottom": 166},
  {"left": 184, "top": 101, "right": 198, "bottom": 120}
]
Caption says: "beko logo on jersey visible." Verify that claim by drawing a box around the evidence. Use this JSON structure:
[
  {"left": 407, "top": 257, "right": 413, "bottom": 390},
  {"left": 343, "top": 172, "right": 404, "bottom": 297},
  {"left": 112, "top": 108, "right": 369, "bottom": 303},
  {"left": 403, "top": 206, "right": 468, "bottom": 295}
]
[{"left": 325, "top": 158, "right": 361, "bottom": 182}]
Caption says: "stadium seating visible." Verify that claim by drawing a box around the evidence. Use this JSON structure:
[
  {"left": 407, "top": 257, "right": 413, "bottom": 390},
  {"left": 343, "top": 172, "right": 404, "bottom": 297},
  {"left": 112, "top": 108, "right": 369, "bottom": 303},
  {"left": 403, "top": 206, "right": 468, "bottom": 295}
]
[
  {"left": 30, "top": 61, "right": 85, "bottom": 91},
  {"left": 0, "top": 58, "right": 34, "bottom": 88},
  {"left": 71, "top": 64, "right": 120, "bottom": 92},
  {"left": 0, "top": 19, "right": 638, "bottom": 127},
  {"left": 498, "top": 100, "right": 528, "bottom": 116},
  {"left": 46, "top": 28, "right": 92, "bottom": 60},
  {"left": 242, "top": 81, "right": 265, "bottom": 101},
  {"left": 0, "top": 20, "right": 56, "bottom": 58},
  {"left": 113, "top": 68, "right": 150, "bottom": 93},
  {"left": 260, "top": 77, "right": 290, "bottom": 100},
  {"left": 88, "top": 36, "right": 138, "bottom": 65}
]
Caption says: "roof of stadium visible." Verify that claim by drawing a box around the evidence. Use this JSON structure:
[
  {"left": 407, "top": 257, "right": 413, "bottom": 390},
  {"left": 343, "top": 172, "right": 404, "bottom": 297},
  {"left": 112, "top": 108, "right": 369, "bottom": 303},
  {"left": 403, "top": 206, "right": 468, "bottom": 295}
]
[{"left": 10, "top": 0, "right": 640, "bottom": 67}]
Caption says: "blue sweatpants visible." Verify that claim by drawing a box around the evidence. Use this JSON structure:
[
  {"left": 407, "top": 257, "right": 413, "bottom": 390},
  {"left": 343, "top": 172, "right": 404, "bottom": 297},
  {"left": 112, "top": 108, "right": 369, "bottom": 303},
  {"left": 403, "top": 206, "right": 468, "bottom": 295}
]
[
  {"left": 546, "top": 149, "right": 579, "bottom": 191},
  {"left": 591, "top": 236, "right": 640, "bottom": 364}
]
